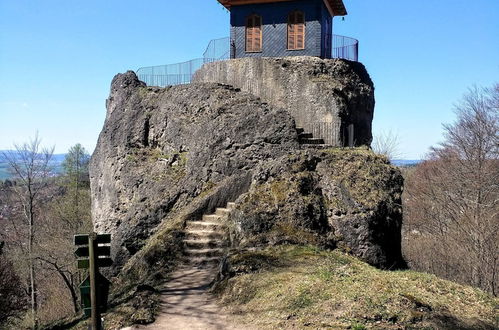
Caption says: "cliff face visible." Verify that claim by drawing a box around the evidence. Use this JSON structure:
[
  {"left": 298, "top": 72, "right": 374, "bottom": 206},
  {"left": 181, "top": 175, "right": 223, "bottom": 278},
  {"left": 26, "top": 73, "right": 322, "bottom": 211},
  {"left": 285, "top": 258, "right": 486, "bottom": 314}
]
[
  {"left": 194, "top": 57, "right": 374, "bottom": 146},
  {"left": 90, "top": 59, "right": 400, "bottom": 271},
  {"left": 90, "top": 71, "right": 298, "bottom": 269},
  {"left": 229, "top": 149, "right": 405, "bottom": 268}
]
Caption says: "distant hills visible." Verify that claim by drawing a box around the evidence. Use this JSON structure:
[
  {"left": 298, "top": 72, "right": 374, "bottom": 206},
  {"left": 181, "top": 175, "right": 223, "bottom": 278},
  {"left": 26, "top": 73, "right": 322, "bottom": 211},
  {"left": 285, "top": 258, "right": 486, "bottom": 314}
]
[
  {"left": 0, "top": 152, "right": 421, "bottom": 181},
  {"left": 0, "top": 151, "right": 67, "bottom": 181},
  {"left": 391, "top": 159, "right": 421, "bottom": 167}
]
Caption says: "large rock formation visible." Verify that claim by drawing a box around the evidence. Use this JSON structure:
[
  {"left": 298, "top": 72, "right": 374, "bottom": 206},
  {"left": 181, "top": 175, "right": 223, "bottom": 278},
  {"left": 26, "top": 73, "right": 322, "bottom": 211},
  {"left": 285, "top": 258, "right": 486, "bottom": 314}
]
[
  {"left": 90, "top": 71, "right": 298, "bottom": 269},
  {"left": 194, "top": 57, "right": 374, "bottom": 146},
  {"left": 228, "top": 149, "right": 405, "bottom": 268},
  {"left": 90, "top": 59, "right": 402, "bottom": 272}
]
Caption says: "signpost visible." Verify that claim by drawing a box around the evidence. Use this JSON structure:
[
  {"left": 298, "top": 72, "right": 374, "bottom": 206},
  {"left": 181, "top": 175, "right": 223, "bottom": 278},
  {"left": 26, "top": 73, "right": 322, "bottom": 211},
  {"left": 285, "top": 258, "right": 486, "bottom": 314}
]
[
  {"left": 79, "top": 273, "right": 111, "bottom": 317},
  {"left": 75, "top": 233, "right": 113, "bottom": 330}
]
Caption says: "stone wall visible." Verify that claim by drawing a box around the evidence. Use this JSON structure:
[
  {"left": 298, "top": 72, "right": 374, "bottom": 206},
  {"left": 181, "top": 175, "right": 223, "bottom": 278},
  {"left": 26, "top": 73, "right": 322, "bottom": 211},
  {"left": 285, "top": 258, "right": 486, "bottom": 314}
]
[{"left": 193, "top": 56, "right": 374, "bottom": 146}]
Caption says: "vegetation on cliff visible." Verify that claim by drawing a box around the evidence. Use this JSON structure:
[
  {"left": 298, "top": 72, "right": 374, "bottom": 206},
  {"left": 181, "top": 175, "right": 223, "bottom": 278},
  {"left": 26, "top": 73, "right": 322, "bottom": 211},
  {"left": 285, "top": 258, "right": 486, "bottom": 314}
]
[{"left": 230, "top": 148, "right": 405, "bottom": 269}]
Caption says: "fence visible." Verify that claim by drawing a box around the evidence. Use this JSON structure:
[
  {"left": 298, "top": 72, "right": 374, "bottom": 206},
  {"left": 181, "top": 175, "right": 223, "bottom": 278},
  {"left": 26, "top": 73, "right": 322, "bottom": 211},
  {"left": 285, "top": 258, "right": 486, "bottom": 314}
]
[
  {"left": 137, "top": 37, "right": 230, "bottom": 87},
  {"left": 332, "top": 35, "right": 359, "bottom": 62},
  {"left": 310, "top": 122, "right": 341, "bottom": 146},
  {"left": 137, "top": 34, "right": 358, "bottom": 87},
  {"left": 137, "top": 58, "right": 217, "bottom": 87},
  {"left": 203, "top": 37, "right": 231, "bottom": 61}
]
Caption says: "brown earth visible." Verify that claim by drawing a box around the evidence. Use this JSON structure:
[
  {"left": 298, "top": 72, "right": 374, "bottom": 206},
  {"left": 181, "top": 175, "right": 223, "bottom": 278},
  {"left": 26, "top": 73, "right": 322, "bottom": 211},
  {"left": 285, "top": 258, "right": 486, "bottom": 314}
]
[
  {"left": 123, "top": 265, "right": 247, "bottom": 330},
  {"left": 122, "top": 204, "right": 249, "bottom": 330}
]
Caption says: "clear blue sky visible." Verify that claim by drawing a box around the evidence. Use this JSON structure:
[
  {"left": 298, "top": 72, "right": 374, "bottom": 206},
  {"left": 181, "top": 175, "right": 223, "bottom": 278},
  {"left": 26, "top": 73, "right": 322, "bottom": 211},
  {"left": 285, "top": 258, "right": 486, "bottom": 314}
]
[{"left": 0, "top": 0, "right": 498, "bottom": 159}]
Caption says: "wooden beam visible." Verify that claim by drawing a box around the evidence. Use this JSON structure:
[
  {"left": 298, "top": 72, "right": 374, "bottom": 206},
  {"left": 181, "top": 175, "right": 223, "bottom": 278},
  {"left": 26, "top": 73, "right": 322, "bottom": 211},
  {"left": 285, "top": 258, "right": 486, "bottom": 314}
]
[
  {"left": 218, "top": 0, "right": 347, "bottom": 16},
  {"left": 323, "top": 0, "right": 335, "bottom": 16},
  {"left": 324, "top": 0, "right": 347, "bottom": 16},
  {"left": 219, "top": 0, "right": 293, "bottom": 8}
]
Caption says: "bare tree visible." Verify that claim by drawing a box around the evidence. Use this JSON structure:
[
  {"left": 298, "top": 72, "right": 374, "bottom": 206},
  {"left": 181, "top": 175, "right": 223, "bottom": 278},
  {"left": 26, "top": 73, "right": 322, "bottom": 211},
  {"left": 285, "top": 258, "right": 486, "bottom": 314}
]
[
  {"left": 1, "top": 134, "right": 54, "bottom": 329},
  {"left": 34, "top": 143, "right": 92, "bottom": 315},
  {"left": 404, "top": 84, "right": 498, "bottom": 295},
  {"left": 371, "top": 130, "right": 402, "bottom": 161},
  {"left": 0, "top": 247, "right": 28, "bottom": 325},
  {"left": 36, "top": 191, "right": 92, "bottom": 314}
]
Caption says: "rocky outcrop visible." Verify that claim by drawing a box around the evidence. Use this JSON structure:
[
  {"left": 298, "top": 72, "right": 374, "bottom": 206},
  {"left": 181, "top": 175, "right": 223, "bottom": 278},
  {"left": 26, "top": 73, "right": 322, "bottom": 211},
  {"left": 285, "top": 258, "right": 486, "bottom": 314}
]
[
  {"left": 90, "top": 71, "right": 298, "bottom": 270},
  {"left": 228, "top": 149, "right": 405, "bottom": 269},
  {"left": 90, "top": 60, "right": 401, "bottom": 272},
  {"left": 194, "top": 57, "right": 374, "bottom": 146}
]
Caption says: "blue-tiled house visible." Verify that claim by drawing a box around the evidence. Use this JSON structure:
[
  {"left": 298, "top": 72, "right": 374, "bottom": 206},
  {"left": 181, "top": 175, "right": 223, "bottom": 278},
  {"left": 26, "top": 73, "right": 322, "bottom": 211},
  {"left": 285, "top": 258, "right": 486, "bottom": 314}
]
[{"left": 218, "top": 0, "right": 348, "bottom": 59}]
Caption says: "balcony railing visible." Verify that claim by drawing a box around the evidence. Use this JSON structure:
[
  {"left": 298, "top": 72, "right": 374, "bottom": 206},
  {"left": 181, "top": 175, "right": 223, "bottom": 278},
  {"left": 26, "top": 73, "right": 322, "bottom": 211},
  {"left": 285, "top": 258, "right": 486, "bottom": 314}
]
[
  {"left": 332, "top": 34, "right": 358, "bottom": 62},
  {"left": 137, "top": 58, "right": 218, "bottom": 87},
  {"left": 203, "top": 37, "right": 231, "bottom": 61},
  {"left": 137, "top": 35, "right": 358, "bottom": 87}
]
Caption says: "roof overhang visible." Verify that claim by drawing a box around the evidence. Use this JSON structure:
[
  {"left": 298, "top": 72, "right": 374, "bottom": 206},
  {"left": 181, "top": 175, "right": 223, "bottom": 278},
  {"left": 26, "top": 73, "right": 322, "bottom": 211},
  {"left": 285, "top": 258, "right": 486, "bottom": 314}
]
[{"left": 217, "top": 0, "right": 348, "bottom": 16}]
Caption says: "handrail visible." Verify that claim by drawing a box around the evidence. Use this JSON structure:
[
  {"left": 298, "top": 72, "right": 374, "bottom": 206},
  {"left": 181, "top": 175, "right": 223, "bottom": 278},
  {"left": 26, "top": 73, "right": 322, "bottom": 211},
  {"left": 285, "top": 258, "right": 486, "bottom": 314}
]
[
  {"left": 332, "top": 34, "right": 359, "bottom": 62},
  {"left": 203, "top": 37, "right": 231, "bottom": 60},
  {"left": 137, "top": 34, "right": 359, "bottom": 87},
  {"left": 136, "top": 58, "right": 219, "bottom": 87}
]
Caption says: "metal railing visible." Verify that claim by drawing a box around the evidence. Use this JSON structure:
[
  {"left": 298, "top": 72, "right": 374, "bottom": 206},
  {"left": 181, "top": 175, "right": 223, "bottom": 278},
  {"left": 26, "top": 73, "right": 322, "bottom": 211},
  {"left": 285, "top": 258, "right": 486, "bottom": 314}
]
[
  {"left": 310, "top": 122, "right": 341, "bottom": 146},
  {"left": 332, "top": 34, "right": 359, "bottom": 62},
  {"left": 137, "top": 58, "right": 218, "bottom": 87},
  {"left": 137, "top": 37, "right": 230, "bottom": 87},
  {"left": 203, "top": 37, "right": 231, "bottom": 61},
  {"left": 137, "top": 34, "right": 359, "bottom": 87}
]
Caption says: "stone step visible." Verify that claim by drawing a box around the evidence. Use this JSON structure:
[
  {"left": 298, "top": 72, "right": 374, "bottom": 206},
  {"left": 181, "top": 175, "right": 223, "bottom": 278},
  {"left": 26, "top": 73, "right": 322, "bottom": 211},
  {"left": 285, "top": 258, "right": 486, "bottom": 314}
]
[
  {"left": 298, "top": 132, "right": 313, "bottom": 139},
  {"left": 299, "top": 144, "right": 334, "bottom": 149},
  {"left": 226, "top": 202, "right": 236, "bottom": 210},
  {"left": 202, "top": 214, "right": 222, "bottom": 222},
  {"left": 184, "top": 248, "right": 225, "bottom": 257},
  {"left": 300, "top": 138, "right": 325, "bottom": 145},
  {"left": 183, "top": 256, "right": 222, "bottom": 267},
  {"left": 184, "top": 230, "right": 226, "bottom": 240},
  {"left": 215, "top": 208, "right": 231, "bottom": 216},
  {"left": 186, "top": 221, "right": 225, "bottom": 231},
  {"left": 183, "top": 239, "right": 227, "bottom": 249}
]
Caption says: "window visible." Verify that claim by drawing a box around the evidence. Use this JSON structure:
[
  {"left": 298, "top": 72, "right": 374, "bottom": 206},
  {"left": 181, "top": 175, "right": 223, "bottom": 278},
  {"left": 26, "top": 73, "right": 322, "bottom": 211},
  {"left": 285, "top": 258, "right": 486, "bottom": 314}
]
[
  {"left": 288, "top": 11, "right": 305, "bottom": 50},
  {"left": 246, "top": 14, "right": 262, "bottom": 52}
]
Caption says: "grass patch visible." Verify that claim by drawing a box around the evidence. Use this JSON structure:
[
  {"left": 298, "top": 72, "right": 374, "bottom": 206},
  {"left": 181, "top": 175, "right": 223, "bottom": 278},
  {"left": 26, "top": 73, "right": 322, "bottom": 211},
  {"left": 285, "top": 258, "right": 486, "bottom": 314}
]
[
  {"left": 321, "top": 148, "right": 401, "bottom": 210},
  {"left": 215, "top": 245, "right": 498, "bottom": 329}
]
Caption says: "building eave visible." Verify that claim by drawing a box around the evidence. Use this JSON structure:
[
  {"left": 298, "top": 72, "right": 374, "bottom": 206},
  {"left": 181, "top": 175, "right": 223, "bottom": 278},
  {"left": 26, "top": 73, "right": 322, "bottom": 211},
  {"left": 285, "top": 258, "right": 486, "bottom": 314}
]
[{"left": 217, "top": 0, "right": 348, "bottom": 16}]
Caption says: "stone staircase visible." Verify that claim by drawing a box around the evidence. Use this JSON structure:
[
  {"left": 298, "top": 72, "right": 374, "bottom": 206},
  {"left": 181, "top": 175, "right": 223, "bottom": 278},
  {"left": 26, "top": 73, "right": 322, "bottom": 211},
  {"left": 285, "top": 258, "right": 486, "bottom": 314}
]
[
  {"left": 182, "top": 202, "right": 235, "bottom": 268},
  {"left": 297, "top": 127, "right": 325, "bottom": 145}
]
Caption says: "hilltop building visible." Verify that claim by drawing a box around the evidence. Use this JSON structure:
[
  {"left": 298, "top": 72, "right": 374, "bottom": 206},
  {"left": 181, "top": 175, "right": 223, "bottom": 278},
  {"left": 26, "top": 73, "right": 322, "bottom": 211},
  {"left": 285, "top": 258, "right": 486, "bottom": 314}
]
[
  {"left": 136, "top": 0, "right": 368, "bottom": 148},
  {"left": 217, "top": 0, "right": 348, "bottom": 58}
]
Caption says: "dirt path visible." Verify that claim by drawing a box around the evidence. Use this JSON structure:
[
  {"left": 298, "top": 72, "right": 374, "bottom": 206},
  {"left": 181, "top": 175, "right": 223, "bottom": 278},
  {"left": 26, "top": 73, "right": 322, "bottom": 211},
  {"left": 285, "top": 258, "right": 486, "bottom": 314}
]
[
  {"left": 122, "top": 204, "right": 248, "bottom": 330},
  {"left": 124, "top": 265, "right": 244, "bottom": 330}
]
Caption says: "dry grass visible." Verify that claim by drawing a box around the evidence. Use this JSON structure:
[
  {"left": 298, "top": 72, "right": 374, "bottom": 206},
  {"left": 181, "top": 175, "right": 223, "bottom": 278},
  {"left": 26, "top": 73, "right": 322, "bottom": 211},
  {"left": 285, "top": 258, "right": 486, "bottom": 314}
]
[{"left": 215, "top": 245, "right": 498, "bottom": 329}]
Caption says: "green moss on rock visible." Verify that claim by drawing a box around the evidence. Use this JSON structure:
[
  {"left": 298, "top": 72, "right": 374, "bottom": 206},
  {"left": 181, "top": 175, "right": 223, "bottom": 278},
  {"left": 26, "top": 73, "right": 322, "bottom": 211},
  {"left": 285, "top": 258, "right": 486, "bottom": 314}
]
[{"left": 230, "top": 148, "right": 405, "bottom": 268}]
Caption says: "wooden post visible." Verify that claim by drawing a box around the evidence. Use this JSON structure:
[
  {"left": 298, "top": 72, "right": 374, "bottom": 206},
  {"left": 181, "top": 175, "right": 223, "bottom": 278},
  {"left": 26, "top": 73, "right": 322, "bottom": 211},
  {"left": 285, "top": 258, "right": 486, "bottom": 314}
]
[{"left": 88, "top": 233, "right": 101, "bottom": 330}]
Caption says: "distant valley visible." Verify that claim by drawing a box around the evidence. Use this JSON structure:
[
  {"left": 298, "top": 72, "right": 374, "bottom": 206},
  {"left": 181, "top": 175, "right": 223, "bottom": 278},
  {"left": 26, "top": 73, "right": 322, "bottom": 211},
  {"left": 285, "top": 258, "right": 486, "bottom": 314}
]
[
  {"left": 0, "top": 151, "right": 67, "bottom": 180},
  {"left": 0, "top": 152, "right": 420, "bottom": 181}
]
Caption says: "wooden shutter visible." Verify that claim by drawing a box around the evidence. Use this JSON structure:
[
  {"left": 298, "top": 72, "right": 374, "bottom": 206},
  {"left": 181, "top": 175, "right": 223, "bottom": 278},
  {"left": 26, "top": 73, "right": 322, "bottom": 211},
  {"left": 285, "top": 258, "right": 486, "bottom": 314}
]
[
  {"left": 287, "top": 14, "right": 295, "bottom": 50},
  {"left": 246, "top": 15, "right": 262, "bottom": 52},
  {"left": 288, "top": 11, "right": 305, "bottom": 50}
]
